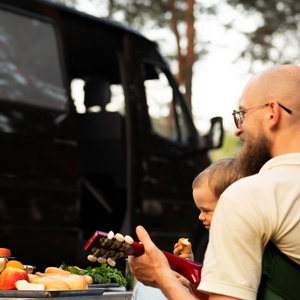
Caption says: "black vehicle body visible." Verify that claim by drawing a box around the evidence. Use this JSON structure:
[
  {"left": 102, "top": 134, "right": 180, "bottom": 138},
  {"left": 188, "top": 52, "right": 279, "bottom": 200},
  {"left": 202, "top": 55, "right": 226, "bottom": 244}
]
[{"left": 0, "top": 0, "right": 223, "bottom": 270}]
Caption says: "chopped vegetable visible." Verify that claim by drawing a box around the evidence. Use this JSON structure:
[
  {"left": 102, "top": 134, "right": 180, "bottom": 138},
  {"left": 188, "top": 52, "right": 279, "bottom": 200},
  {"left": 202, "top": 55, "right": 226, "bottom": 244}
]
[{"left": 59, "top": 263, "right": 127, "bottom": 287}]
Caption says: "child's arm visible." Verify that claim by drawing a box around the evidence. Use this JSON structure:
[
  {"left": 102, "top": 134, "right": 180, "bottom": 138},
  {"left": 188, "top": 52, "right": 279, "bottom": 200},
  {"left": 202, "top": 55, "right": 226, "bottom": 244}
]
[
  {"left": 173, "top": 271, "right": 190, "bottom": 288},
  {"left": 173, "top": 239, "right": 194, "bottom": 261}
]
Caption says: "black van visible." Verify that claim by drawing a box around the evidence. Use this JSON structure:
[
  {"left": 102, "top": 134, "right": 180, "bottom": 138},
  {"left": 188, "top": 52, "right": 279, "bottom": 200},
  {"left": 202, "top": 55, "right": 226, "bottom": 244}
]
[{"left": 0, "top": 0, "right": 223, "bottom": 270}]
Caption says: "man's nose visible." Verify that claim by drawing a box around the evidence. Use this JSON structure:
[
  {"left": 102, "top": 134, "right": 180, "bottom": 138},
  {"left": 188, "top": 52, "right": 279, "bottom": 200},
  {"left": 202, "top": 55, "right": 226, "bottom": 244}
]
[{"left": 234, "top": 127, "right": 243, "bottom": 137}]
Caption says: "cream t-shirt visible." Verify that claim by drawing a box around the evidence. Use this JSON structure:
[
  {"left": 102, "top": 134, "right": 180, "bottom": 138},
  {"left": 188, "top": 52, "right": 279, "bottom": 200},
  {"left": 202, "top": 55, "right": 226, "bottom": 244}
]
[{"left": 198, "top": 153, "right": 300, "bottom": 300}]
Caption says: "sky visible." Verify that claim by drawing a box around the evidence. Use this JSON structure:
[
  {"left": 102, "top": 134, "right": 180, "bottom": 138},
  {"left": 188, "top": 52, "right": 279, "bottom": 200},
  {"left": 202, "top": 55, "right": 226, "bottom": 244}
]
[{"left": 72, "top": 0, "right": 266, "bottom": 133}]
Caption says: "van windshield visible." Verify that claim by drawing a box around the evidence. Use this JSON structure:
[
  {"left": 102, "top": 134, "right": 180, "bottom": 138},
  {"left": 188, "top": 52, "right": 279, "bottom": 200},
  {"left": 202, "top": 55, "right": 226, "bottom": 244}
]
[{"left": 0, "top": 8, "right": 67, "bottom": 110}]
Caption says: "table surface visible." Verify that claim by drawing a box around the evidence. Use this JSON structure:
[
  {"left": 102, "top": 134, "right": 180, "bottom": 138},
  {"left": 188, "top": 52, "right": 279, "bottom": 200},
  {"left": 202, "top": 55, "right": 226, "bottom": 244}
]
[
  {"left": 101, "top": 290, "right": 133, "bottom": 300},
  {"left": 0, "top": 287, "right": 133, "bottom": 300}
]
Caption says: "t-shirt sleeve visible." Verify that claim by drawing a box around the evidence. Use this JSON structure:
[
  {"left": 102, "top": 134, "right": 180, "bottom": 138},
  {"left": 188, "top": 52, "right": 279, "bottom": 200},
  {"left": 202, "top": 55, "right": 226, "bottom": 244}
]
[{"left": 198, "top": 178, "right": 271, "bottom": 300}]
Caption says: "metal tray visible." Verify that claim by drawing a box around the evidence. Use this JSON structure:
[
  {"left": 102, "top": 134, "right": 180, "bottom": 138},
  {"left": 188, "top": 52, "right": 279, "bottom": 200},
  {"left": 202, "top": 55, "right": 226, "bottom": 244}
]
[
  {"left": 88, "top": 283, "right": 119, "bottom": 289},
  {"left": 0, "top": 288, "right": 105, "bottom": 298}
]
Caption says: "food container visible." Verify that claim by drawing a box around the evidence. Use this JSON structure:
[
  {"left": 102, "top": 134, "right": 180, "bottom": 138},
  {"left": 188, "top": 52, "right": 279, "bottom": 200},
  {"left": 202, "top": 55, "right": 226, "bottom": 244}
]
[
  {"left": 22, "top": 265, "right": 36, "bottom": 274},
  {"left": 125, "top": 259, "right": 138, "bottom": 291}
]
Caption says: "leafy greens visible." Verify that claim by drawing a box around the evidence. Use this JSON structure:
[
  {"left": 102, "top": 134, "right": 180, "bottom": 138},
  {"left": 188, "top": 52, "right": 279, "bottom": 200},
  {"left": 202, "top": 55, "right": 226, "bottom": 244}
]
[{"left": 60, "top": 263, "right": 127, "bottom": 287}]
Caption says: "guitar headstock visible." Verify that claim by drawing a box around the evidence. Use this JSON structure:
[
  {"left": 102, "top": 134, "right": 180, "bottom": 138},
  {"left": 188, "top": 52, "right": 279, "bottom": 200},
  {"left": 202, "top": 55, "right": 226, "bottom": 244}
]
[
  {"left": 84, "top": 230, "right": 144, "bottom": 267},
  {"left": 84, "top": 230, "right": 205, "bottom": 297}
]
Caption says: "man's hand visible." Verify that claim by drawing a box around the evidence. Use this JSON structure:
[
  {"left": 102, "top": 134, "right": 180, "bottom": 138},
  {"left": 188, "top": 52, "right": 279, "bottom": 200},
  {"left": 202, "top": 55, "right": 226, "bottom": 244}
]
[
  {"left": 128, "top": 226, "right": 201, "bottom": 300},
  {"left": 128, "top": 226, "right": 174, "bottom": 288}
]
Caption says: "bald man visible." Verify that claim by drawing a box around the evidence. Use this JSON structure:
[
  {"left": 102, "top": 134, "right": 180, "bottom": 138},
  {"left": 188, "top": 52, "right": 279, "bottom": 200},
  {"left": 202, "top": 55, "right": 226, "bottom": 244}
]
[{"left": 128, "top": 64, "right": 300, "bottom": 300}]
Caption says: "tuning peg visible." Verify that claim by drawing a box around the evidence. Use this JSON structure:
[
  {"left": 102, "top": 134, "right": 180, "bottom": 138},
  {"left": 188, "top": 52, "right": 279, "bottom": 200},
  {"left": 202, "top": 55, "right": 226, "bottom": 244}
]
[
  {"left": 101, "top": 238, "right": 114, "bottom": 247},
  {"left": 87, "top": 247, "right": 106, "bottom": 262},
  {"left": 87, "top": 248, "right": 101, "bottom": 262},
  {"left": 111, "top": 240, "right": 122, "bottom": 249},
  {"left": 97, "top": 251, "right": 109, "bottom": 264},
  {"left": 92, "top": 247, "right": 98, "bottom": 253},
  {"left": 119, "top": 242, "right": 130, "bottom": 251},
  {"left": 124, "top": 235, "right": 133, "bottom": 244},
  {"left": 108, "top": 231, "right": 115, "bottom": 239},
  {"left": 115, "top": 233, "right": 125, "bottom": 242},
  {"left": 107, "top": 252, "right": 124, "bottom": 267},
  {"left": 97, "top": 250, "right": 115, "bottom": 264},
  {"left": 97, "top": 256, "right": 107, "bottom": 264},
  {"left": 87, "top": 255, "right": 97, "bottom": 262},
  {"left": 107, "top": 258, "right": 116, "bottom": 267},
  {"left": 99, "top": 237, "right": 105, "bottom": 244}
]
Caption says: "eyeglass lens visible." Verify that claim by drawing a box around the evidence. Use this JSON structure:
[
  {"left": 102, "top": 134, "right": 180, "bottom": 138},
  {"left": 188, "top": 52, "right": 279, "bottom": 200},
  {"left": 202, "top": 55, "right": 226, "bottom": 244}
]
[{"left": 233, "top": 111, "right": 240, "bottom": 128}]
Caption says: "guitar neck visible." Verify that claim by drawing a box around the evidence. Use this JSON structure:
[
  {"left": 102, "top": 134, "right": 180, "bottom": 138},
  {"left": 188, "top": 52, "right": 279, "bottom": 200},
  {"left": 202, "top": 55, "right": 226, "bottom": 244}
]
[{"left": 84, "top": 230, "right": 203, "bottom": 293}]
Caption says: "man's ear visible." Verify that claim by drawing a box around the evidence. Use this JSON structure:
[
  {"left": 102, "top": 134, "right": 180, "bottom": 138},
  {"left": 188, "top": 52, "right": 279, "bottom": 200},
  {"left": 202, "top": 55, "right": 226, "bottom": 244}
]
[{"left": 268, "top": 102, "right": 280, "bottom": 129}]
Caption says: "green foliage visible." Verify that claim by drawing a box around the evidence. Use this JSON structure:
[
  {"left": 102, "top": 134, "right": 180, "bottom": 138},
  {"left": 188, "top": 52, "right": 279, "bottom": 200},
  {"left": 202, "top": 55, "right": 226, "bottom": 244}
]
[
  {"left": 209, "top": 130, "right": 242, "bottom": 162},
  {"left": 60, "top": 262, "right": 127, "bottom": 287},
  {"left": 107, "top": 0, "right": 172, "bottom": 29},
  {"left": 53, "top": 0, "right": 216, "bottom": 62},
  {"left": 226, "top": 0, "right": 300, "bottom": 66},
  {"left": 71, "top": 265, "right": 127, "bottom": 286},
  {"left": 105, "top": 0, "right": 217, "bottom": 30},
  {"left": 53, "top": 0, "right": 216, "bottom": 31}
]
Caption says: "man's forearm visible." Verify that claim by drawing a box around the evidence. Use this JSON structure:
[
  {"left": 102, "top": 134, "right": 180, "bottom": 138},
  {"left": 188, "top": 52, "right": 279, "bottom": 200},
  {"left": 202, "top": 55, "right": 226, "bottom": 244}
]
[{"left": 158, "top": 272, "right": 198, "bottom": 300}]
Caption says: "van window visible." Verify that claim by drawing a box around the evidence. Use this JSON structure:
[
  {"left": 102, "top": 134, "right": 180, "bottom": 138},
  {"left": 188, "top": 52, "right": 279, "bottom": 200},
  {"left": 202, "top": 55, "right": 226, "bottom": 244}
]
[
  {"left": 144, "top": 65, "right": 192, "bottom": 144},
  {"left": 71, "top": 78, "right": 125, "bottom": 115},
  {"left": 107, "top": 84, "right": 125, "bottom": 116},
  {"left": 0, "top": 8, "right": 67, "bottom": 110},
  {"left": 174, "top": 97, "right": 191, "bottom": 144},
  {"left": 145, "top": 69, "right": 177, "bottom": 141}
]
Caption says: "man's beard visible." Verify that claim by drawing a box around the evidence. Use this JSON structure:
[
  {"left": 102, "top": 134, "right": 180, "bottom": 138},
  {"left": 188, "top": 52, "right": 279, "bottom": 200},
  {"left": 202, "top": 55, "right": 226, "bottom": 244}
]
[{"left": 236, "top": 131, "right": 271, "bottom": 177}]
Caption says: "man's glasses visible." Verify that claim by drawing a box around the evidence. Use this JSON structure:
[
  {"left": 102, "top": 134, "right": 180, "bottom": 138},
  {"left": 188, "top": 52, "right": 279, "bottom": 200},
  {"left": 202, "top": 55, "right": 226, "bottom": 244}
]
[{"left": 232, "top": 103, "right": 292, "bottom": 129}]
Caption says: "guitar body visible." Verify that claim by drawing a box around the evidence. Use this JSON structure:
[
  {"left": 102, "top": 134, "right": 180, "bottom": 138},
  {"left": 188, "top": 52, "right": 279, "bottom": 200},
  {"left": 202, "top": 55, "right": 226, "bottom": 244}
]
[{"left": 84, "top": 230, "right": 208, "bottom": 299}]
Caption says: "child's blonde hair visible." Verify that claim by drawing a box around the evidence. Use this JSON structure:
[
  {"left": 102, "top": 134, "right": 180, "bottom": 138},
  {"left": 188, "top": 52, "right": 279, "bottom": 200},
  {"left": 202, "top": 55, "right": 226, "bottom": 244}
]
[{"left": 192, "top": 158, "right": 242, "bottom": 198}]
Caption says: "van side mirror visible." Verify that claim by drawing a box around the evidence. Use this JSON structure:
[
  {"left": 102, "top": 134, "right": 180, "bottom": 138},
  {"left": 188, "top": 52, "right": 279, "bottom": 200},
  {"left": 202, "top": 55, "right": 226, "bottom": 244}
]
[{"left": 204, "top": 116, "right": 223, "bottom": 149}]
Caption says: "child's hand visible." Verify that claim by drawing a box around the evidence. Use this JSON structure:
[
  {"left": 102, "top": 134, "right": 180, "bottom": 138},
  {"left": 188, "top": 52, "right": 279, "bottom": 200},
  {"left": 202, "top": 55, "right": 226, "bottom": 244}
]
[
  {"left": 173, "top": 241, "right": 194, "bottom": 261},
  {"left": 173, "top": 271, "right": 190, "bottom": 288}
]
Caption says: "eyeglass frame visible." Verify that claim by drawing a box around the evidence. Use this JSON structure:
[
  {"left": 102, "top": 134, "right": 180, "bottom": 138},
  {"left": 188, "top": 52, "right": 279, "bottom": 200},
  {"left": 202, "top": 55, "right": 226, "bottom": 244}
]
[{"left": 232, "top": 103, "right": 292, "bottom": 129}]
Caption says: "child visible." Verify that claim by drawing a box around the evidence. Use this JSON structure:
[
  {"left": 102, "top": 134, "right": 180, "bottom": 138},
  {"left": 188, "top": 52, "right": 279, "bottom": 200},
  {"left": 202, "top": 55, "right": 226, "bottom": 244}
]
[
  {"left": 173, "top": 157, "right": 242, "bottom": 261},
  {"left": 132, "top": 157, "right": 242, "bottom": 299}
]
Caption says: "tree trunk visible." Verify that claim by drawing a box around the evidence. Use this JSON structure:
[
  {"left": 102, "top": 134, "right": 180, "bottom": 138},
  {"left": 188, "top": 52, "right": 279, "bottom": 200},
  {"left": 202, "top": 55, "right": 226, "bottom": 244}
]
[
  {"left": 168, "top": 0, "right": 184, "bottom": 86},
  {"left": 184, "top": 0, "right": 195, "bottom": 112}
]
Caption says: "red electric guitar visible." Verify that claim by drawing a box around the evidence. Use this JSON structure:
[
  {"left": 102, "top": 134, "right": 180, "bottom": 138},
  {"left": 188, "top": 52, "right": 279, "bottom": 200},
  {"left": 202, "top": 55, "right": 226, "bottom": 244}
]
[{"left": 84, "top": 230, "right": 208, "bottom": 299}]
